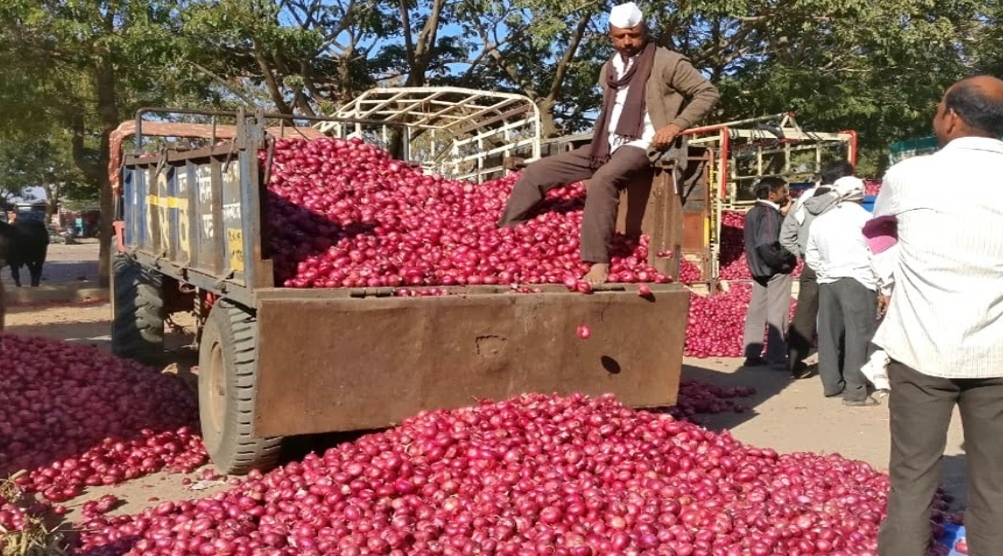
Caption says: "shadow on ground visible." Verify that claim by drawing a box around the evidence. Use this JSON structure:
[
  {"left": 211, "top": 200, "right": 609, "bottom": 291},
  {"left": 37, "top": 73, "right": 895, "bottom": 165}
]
[{"left": 680, "top": 359, "right": 801, "bottom": 431}]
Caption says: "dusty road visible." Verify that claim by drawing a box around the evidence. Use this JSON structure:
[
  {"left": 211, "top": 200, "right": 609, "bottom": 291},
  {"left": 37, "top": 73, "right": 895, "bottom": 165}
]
[{"left": 1, "top": 242, "right": 971, "bottom": 524}]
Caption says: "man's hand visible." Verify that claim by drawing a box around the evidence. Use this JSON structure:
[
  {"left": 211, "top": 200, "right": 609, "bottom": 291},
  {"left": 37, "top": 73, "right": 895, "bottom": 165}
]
[
  {"left": 652, "top": 124, "right": 683, "bottom": 148},
  {"left": 877, "top": 294, "right": 890, "bottom": 318},
  {"left": 779, "top": 199, "right": 793, "bottom": 216}
]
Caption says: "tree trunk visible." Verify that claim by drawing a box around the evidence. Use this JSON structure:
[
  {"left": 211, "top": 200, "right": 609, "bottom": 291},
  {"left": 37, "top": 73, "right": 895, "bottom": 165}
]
[
  {"left": 94, "top": 53, "right": 119, "bottom": 288},
  {"left": 537, "top": 101, "right": 560, "bottom": 139},
  {"left": 43, "top": 182, "right": 59, "bottom": 223}
]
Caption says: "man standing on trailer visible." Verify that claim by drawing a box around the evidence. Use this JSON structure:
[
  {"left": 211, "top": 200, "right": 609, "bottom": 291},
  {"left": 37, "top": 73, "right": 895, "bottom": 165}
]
[
  {"left": 497, "top": 2, "right": 719, "bottom": 285},
  {"left": 876, "top": 76, "right": 1003, "bottom": 556}
]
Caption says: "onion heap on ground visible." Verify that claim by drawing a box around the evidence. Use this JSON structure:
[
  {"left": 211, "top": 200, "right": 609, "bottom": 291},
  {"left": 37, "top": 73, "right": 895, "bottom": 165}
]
[
  {"left": 0, "top": 334, "right": 208, "bottom": 507},
  {"left": 682, "top": 284, "right": 798, "bottom": 358},
  {"left": 75, "top": 392, "right": 957, "bottom": 556},
  {"left": 0, "top": 334, "right": 959, "bottom": 556}
]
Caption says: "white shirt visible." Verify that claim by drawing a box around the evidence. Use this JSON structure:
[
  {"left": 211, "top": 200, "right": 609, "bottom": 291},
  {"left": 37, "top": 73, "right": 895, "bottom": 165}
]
[
  {"left": 805, "top": 201, "right": 879, "bottom": 290},
  {"left": 608, "top": 54, "right": 656, "bottom": 153},
  {"left": 872, "top": 136, "right": 1003, "bottom": 379}
]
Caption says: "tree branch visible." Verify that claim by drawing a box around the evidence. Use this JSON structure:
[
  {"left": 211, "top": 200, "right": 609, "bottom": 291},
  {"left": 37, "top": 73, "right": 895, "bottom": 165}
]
[
  {"left": 252, "top": 39, "right": 291, "bottom": 113},
  {"left": 545, "top": 9, "right": 592, "bottom": 102},
  {"left": 188, "top": 62, "right": 260, "bottom": 107}
]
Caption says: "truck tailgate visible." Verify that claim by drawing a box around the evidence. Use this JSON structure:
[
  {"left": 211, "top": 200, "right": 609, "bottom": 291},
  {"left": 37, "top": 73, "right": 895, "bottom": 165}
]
[{"left": 253, "top": 286, "right": 689, "bottom": 436}]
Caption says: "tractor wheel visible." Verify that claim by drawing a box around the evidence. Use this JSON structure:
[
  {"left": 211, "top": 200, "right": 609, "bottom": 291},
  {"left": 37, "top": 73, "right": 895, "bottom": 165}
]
[
  {"left": 198, "top": 300, "right": 283, "bottom": 474},
  {"left": 111, "top": 253, "right": 164, "bottom": 364}
]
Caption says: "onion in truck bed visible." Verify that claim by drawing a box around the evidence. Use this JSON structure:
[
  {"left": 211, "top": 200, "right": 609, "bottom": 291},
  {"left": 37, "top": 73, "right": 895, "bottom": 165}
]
[
  {"left": 76, "top": 393, "right": 955, "bottom": 556},
  {"left": 265, "top": 138, "right": 674, "bottom": 289}
]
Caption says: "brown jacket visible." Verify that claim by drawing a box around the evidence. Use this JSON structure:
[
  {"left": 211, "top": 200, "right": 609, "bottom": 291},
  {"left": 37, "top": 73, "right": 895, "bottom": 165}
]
[{"left": 598, "top": 46, "right": 719, "bottom": 133}]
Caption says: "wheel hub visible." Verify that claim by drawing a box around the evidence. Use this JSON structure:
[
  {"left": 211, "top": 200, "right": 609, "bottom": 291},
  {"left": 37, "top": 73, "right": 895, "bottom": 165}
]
[{"left": 208, "top": 342, "right": 226, "bottom": 432}]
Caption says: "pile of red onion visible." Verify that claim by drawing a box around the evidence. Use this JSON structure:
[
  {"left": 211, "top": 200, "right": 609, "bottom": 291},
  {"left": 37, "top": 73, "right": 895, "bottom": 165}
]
[
  {"left": 669, "top": 381, "right": 756, "bottom": 419},
  {"left": 0, "top": 334, "right": 208, "bottom": 505},
  {"left": 75, "top": 392, "right": 956, "bottom": 556},
  {"left": 684, "top": 284, "right": 798, "bottom": 358},
  {"left": 684, "top": 283, "right": 754, "bottom": 358},
  {"left": 717, "top": 211, "right": 751, "bottom": 281},
  {"left": 265, "top": 138, "right": 675, "bottom": 289}
]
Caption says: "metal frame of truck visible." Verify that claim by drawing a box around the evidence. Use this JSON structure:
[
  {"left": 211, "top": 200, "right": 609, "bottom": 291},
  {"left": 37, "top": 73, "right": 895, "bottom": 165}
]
[
  {"left": 317, "top": 87, "right": 542, "bottom": 184},
  {"left": 682, "top": 113, "right": 857, "bottom": 282},
  {"left": 110, "top": 104, "right": 695, "bottom": 474}
]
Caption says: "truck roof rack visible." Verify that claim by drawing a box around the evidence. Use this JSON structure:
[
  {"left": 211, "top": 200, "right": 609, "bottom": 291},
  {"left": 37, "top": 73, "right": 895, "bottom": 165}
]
[{"left": 317, "top": 87, "right": 542, "bottom": 183}]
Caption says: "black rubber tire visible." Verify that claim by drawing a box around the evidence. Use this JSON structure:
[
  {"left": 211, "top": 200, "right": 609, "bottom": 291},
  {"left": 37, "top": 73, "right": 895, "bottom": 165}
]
[
  {"left": 198, "top": 300, "right": 283, "bottom": 474},
  {"left": 110, "top": 253, "right": 165, "bottom": 364}
]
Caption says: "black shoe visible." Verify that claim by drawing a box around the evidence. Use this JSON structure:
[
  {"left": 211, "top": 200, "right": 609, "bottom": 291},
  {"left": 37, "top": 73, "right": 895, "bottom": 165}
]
[
  {"left": 843, "top": 397, "right": 880, "bottom": 407},
  {"left": 791, "top": 363, "right": 812, "bottom": 380},
  {"left": 743, "top": 357, "right": 768, "bottom": 367}
]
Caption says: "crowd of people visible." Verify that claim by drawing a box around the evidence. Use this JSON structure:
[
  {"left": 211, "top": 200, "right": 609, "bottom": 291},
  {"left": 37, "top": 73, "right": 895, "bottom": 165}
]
[
  {"left": 737, "top": 76, "right": 1003, "bottom": 555},
  {"left": 740, "top": 162, "right": 893, "bottom": 407}
]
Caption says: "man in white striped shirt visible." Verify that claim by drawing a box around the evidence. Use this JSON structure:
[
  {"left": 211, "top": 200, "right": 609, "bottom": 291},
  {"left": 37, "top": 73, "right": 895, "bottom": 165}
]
[{"left": 875, "top": 76, "right": 1003, "bottom": 556}]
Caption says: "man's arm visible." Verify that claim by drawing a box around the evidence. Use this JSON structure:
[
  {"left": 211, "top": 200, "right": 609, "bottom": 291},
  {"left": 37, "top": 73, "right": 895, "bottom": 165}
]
[
  {"left": 665, "top": 56, "right": 720, "bottom": 131},
  {"left": 779, "top": 209, "right": 801, "bottom": 258},
  {"left": 754, "top": 211, "right": 794, "bottom": 271},
  {"left": 872, "top": 164, "right": 907, "bottom": 218}
]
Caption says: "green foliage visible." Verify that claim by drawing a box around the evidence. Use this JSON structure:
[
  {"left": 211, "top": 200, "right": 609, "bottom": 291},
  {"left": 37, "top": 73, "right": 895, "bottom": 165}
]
[{"left": 2, "top": 0, "right": 1002, "bottom": 201}]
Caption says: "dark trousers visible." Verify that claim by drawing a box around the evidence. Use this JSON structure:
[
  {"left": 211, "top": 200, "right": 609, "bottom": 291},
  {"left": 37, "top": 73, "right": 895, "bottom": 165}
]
[
  {"left": 787, "top": 264, "right": 819, "bottom": 372},
  {"left": 497, "top": 145, "right": 651, "bottom": 263},
  {"left": 879, "top": 361, "right": 1003, "bottom": 556},
  {"left": 742, "top": 273, "right": 792, "bottom": 362},
  {"left": 817, "top": 278, "right": 876, "bottom": 401}
]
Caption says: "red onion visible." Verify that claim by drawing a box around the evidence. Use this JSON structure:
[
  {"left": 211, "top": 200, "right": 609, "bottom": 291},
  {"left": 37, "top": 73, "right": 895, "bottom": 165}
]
[
  {"left": 264, "top": 138, "right": 674, "bottom": 290},
  {"left": 0, "top": 333, "right": 208, "bottom": 502},
  {"left": 72, "top": 392, "right": 957, "bottom": 556}
]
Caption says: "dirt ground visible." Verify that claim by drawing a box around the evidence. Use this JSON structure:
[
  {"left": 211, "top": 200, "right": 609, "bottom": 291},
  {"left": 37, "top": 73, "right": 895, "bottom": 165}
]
[{"left": 0, "top": 242, "right": 971, "bottom": 526}]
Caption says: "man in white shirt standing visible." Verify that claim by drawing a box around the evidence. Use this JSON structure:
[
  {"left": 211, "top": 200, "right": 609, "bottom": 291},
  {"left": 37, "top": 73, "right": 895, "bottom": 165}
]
[
  {"left": 805, "top": 176, "right": 882, "bottom": 406},
  {"left": 875, "top": 76, "right": 1003, "bottom": 556},
  {"left": 497, "top": 2, "right": 719, "bottom": 285}
]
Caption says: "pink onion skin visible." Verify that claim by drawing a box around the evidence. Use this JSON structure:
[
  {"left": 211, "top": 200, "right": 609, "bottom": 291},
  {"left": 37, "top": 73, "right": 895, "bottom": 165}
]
[{"left": 69, "top": 392, "right": 956, "bottom": 556}]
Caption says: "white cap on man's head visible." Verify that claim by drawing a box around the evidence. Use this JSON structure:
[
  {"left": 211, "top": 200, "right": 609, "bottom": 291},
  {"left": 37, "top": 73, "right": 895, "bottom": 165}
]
[
  {"left": 609, "top": 2, "right": 644, "bottom": 28},
  {"left": 833, "top": 176, "right": 865, "bottom": 202}
]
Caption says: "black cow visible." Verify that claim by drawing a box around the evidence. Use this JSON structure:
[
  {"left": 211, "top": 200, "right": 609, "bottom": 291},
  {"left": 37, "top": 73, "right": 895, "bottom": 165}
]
[{"left": 0, "top": 219, "right": 50, "bottom": 287}]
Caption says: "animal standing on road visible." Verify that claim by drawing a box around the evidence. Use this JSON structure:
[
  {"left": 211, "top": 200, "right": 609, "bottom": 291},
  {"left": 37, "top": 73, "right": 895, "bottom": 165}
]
[{"left": 0, "top": 219, "right": 50, "bottom": 287}]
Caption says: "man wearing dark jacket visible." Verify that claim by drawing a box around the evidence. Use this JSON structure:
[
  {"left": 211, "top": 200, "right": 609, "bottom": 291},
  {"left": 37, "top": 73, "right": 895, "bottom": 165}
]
[
  {"left": 742, "top": 177, "right": 797, "bottom": 367},
  {"left": 497, "top": 2, "right": 720, "bottom": 285},
  {"left": 779, "top": 160, "right": 854, "bottom": 378}
]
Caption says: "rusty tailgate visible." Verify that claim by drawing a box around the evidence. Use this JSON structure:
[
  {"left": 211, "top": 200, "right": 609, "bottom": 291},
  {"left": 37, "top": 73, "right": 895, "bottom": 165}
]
[{"left": 252, "top": 286, "right": 689, "bottom": 437}]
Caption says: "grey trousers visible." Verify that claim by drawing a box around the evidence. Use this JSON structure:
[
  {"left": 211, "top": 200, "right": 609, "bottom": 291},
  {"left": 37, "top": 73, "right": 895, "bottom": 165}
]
[
  {"left": 879, "top": 361, "right": 1003, "bottom": 556},
  {"left": 817, "top": 278, "right": 876, "bottom": 401},
  {"left": 742, "top": 273, "right": 792, "bottom": 362},
  {"left": 497, "top": 145, "right": 652, "bottom": 263},
  {"left": 787, "top": 264, "right": 819, "bottom": 372}
]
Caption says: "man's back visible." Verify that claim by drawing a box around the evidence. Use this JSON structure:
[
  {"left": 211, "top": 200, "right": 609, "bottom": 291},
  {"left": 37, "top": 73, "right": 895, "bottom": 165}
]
[
  {"left": 874, "top": 137, "right": 1003, "bottom": 377},
  {"left": 806, "top": 202, "right": 874, "bottom": 287}
]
